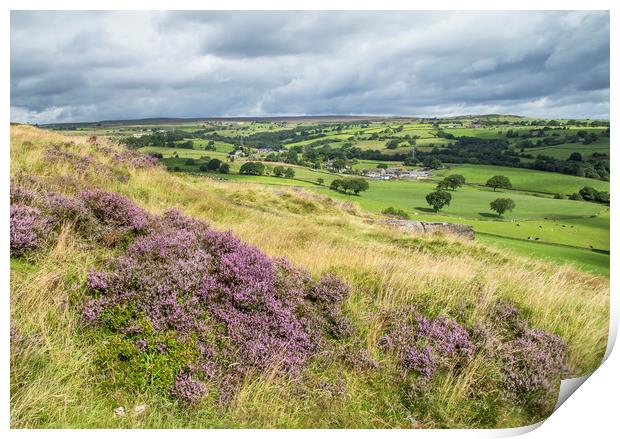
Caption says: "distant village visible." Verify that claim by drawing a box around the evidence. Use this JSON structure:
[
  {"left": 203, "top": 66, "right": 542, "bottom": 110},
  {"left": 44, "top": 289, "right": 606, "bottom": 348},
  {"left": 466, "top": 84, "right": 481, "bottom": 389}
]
[{"left": 359, "top": 167, "right": 431, "bottom": 180}]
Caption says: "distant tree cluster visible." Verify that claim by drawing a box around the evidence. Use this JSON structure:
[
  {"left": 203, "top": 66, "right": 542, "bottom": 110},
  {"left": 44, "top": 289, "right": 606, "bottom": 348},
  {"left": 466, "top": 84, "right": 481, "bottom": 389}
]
[
  {"left": 273, "top": 166, "right": 295, "bottom": 178},
  {"left": 330, "top": 177, "right": 369, "bottom": 195},
  {"left": 239, "top": 161, "right": 266, "bottom": 176},
  {"left": 198, "top": 158, "right": 229, "bottom": 174},
  {"left": 437, "top": 174, "right": 465, "bottom": 191},
  {"left": 570, "top": 187, "right": 610, "bottom": 204}
]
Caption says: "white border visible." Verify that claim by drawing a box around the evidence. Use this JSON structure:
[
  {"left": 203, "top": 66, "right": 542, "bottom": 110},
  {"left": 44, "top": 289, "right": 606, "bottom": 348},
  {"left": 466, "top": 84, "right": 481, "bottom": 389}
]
[{"left": 3, "top": 1, "right": 617, "bottom": 437}]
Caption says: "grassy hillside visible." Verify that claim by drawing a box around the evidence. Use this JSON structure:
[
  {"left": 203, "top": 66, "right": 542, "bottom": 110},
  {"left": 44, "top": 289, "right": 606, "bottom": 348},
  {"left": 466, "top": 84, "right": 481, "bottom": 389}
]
[
  {"left": 137, "top": 145, "right": 609, "bottom": 274},
  {"left": 10, "top": 126, "right": 609, "bottom": 428}
]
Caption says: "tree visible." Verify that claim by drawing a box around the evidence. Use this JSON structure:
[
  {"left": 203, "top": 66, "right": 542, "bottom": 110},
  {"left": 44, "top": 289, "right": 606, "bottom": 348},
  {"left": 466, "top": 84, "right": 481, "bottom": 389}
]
[
  {"left": 205, "top": 140, "right": 216, "bottom": 151},
  {"left": 219, "top": 163, "right": 230, "bottom": 174},
  {"left": 206, "top": 158, "right": 222, "bottom": 171},
  {"left": 443, "top": 174, "right": 466, "bottom": 191},
  {"left": 579, "top": 186, "right": 599, "bottom": 201},
  {"left": 596, "top": 191, "right": 610, "bottom": 204},
  {"left": 377, "top": 163, "right": 388, "bottom": 169},
  {"left": 284, "top": 167, "right": 295, "bottom": 179},
  {"left": 332, "top": 158, "right": 347, "bottom": 171},
  {"left": 436, "top": 180, "right": 450, "bottom": 191},
  {"left": 425, "top": 190, "right": 452, "bottom": 212},
  {"left": 330, "top": 179, "right": 343, "bottom": 191},
  {"left": 485, "top": 175, "right": 512, "bottom": 191},
  {"left": 490, "top": 198, "right": 515, "bottom": 217},
  {"left": 568, "top": 152, "right": 583, "bottom": 162},
  {"left": 239, "top": 161, "right": 265, "bottom": 176},
  {"left": 423, "top": 157, "right": 443, "bottom": 169},
  {"left": 330, "top": 178, "right": 369, "bottom": 195},
  {"left": 344, "top": 178, "right": 369, "bottom": 195},
  {"left": 184, "top": 158, "right": 196, "bottom": 166},
  {"left": 273, "top": 166, "right": 286, "bottom": 177},
  {"left": 317, "top": 178, "right": 325, "bottom": 185}
]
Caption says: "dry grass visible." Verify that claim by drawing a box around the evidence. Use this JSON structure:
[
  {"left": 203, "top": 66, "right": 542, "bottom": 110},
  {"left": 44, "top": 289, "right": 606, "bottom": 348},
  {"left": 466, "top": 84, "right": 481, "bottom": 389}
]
[{"left": 9, "top": 125, "right": 609, "bottom": 428}]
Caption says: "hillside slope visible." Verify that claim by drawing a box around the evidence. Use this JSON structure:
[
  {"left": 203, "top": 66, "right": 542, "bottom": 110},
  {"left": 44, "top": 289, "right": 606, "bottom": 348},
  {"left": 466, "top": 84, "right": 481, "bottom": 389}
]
[{"left": 10, "top": 126, "right": 609, "bottom": 428}]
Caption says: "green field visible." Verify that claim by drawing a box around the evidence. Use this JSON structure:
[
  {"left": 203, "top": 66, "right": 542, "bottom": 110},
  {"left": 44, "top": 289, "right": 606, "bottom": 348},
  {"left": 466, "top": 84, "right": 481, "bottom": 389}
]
[
  {"left": 51, "top": 116, "right": 610, "bottom": 276},
  {"left": 434, "top": 164, "right": 610, "bottom": 194}
]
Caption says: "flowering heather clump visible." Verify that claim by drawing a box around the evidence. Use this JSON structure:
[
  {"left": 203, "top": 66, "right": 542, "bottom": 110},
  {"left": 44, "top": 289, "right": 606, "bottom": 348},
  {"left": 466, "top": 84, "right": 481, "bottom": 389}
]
[
  {"left": 78, "top": 189, "right": 150, "bottom": 235},
  {"left": 111, "top": 149, "right": 159, "bottom": 168},
  {"left": 45, "top": 145, "right": 112, "bottom": 177},
  {"left": 9, "top": 182, "right": 154, "bottom": 254},
  {"left": 502, "top": 329, "right": 567, "bottom": 411},
  {"left": 379, "top": 308, "right": 474, "bottom": 383},
  {"left": 10, "top": 204, "right": 51, "bottom": 255},
  {"left": 10, "top": 182, "right": 38, "bottom": 205},
  {"left": 401, "top": 346, "right": 437, "bottom": 379},
  {"left": 43, "top": 191, "right": 96, "bottom": 229},
  {"left": 171, "top": 371, "right": 208, "bottom": 403},
  {"left": 84, "top": 207, "right": 351, "bottom": 403}
]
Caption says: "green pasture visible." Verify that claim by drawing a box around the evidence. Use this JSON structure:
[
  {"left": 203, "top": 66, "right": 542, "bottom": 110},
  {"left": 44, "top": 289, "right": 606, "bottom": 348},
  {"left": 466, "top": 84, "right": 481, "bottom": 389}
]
[{"left": 434, "top": 164, "right": 610, "bottom": 194}]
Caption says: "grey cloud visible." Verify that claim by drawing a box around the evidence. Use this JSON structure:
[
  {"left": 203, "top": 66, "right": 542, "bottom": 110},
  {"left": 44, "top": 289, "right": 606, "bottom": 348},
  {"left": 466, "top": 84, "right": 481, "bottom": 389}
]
[{"left": 10, "top": 10, "right": 609, "bottom": 123}]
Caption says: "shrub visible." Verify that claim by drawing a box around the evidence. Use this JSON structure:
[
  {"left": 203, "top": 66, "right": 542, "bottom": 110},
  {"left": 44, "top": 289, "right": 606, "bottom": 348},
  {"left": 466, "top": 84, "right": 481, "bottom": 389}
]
[
  {"left": 382, "top": 206, "right": 410, "bottom": 219},
  {"left": 79, "top": 189, "right": 150, "bottom": 235},
  {"left": 10, "top": 204, "right": 51, "bottom": 255},
  {"left": 239, "top": 161, "right": 266, "bottom": 175},
  {"left": 206, "top": 158, "right": 222, "bottom": 171},
  {"left": 84, "top": 207, "right": 352, "bottom": 403},
  {"left": 578, "top": 186, "right": 599, "bottom": 201}
]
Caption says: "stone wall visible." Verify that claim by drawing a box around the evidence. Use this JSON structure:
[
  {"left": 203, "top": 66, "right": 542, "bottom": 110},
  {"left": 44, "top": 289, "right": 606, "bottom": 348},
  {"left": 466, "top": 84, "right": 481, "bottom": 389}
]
[{"left": 383, "top": 219, "right": 475, "bottom": 240}]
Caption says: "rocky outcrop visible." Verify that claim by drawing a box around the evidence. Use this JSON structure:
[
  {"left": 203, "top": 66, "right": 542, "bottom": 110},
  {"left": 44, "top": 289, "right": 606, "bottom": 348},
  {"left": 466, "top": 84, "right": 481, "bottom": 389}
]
[{"left": 383, "top": 219, "right": 475, "bottom": 240}]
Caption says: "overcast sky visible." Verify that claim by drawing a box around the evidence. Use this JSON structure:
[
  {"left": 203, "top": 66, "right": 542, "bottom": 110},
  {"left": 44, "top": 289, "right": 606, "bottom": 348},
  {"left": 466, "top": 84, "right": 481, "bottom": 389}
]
[{"left": 10, "top": 10, "right": 610, "bottom": 123}]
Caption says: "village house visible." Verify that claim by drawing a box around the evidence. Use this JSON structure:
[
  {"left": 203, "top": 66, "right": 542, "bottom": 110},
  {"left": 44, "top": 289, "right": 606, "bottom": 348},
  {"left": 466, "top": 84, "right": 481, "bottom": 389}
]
[{"left": 361, "top": 167, "right": 431, "bottom": 180}]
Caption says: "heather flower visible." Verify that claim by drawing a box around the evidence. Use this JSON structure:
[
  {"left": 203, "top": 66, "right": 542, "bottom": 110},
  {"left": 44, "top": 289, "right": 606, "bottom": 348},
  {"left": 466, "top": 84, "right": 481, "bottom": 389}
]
[
  {"left": 112, "top": 150, "right": 159, "bottom": 168},
  {"left": 171, "top": 371, "right": 207, "bottom": 403},
  {"left": 83, "top": 206, "right": 351, "bottom": 402},
  {"left": 378, "top": 308, "right": 474, "bottom": 382},
  {"left": 79, "top": 189, "right": 150, "bottom": 234},
  {"left": 10, "top": 204, "right": 51, "bottom": 255},
  {"left": 502, "top": 328, "right": 567, "bottom": 411},
  {"left": 402, "top": 346, "right": 437, "bottom": 379},
  {"left": 10, "top": 182, "right": 38, "bottom": 205},
  {"left": 309, "top": 274, "right": 350, "bottom": 304}
]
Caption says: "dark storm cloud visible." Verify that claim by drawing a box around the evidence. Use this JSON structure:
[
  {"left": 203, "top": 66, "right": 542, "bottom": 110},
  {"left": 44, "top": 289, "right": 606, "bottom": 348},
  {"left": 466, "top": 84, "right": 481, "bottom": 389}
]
[{"left": 10, "top": 10, "right": 609, "bottom": 123}]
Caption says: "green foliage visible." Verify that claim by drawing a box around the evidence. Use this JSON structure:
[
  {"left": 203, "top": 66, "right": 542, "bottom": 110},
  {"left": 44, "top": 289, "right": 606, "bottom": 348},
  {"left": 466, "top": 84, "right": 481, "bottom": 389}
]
[
  {"left": 330, "top": 177, "right": 369, "bottom": 195},
  {"left": 206, "top": 158, "right": 222, "bottom": 171},
  {"left": 444, "top": 174, "right": 466, "bottom": 191},
  {"left": 485, "top": 175, "right": 512, "bottom": 191},
  {"left": 273, "top": 166, "right": 286, "bottom": 177},
  {"left": 382, "top": 206, "right": 410, "bottom": 219},
  {"left": 425, "top": 190, "right": 452, "bottom": 212},
  {"left": 489, "top": 198, "right": 516, "bottom": 217},
  {"left": 219, "top": 163, "right": 230, "bottom": 174},
  {"left": 94, "top": 312, "right": 204, "bottom": 396},
  {"left": 579, "top": 186, "right": 610, "bottom": 204},
  {"left": 239, "top": 161, "right": 266, "bottom": 176}
]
